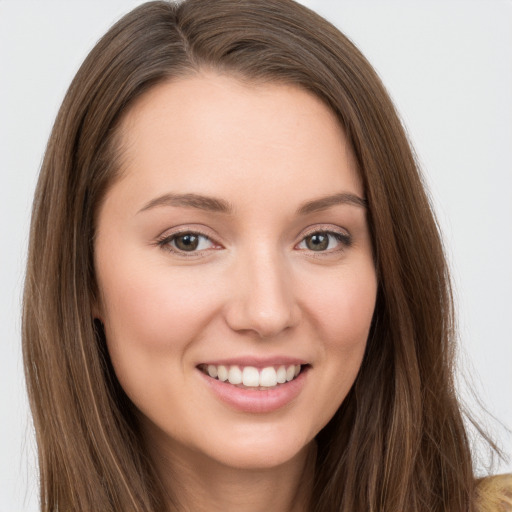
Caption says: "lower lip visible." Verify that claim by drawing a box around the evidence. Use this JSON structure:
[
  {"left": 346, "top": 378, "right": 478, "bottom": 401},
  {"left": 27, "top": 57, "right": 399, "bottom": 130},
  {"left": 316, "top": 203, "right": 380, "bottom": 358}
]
[{"left": 198, "top": 368, "right": 308, "bottom": 413}]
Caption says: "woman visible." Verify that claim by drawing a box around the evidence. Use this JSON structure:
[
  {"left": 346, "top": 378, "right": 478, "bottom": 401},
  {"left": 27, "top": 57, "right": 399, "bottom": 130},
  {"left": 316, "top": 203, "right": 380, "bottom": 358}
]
[{"left": 22, "top": 0, "right": 511, "bottom": 510}]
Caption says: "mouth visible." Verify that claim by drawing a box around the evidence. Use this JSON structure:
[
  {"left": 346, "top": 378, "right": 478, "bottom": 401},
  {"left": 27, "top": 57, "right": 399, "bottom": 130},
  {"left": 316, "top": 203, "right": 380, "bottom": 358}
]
[
  {"left": 197, "top": 363, "right": 309, "bottom": 390},
  {"left": 196, "top": 360, "right": 310, "bottom": 413}
]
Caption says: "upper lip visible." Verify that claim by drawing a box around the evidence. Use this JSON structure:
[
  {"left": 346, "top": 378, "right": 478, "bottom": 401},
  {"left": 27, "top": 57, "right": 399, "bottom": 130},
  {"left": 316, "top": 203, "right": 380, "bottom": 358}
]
[{"left": 197, "top": 356, "right": 309, "bottom": 368}]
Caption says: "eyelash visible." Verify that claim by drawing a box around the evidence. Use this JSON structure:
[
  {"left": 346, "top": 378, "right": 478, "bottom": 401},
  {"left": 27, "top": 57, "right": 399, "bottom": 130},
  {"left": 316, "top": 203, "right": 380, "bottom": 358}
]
[
  {"left": 155, "top": 228, "right": 352, "bottom": 258},
  {"left": 155, "top": 229, "right": 217, "bottom": 258},
  {"left": 298, "top": 230, "right": 352, "bottom": 254}
]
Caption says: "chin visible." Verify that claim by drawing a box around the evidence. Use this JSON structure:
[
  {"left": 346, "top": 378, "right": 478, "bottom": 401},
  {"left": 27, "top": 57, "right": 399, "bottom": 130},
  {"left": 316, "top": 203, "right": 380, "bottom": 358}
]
[{"left": 196, "top": 426, "right": 315, "bottom": 471}]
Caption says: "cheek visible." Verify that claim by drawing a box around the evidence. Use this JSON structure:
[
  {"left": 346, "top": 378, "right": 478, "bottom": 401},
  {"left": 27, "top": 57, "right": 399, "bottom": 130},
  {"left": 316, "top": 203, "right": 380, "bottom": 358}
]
[
  {"left": 96, "top": 257, "right": 224, "bottom": 415},
  {"left": 302, "top": 261, "right": 377, "bottom": 350},
  {"left": 96, "top": 254, "right": 225, "bottom": 408},
  {"left": 298, "top": 259, "right": 377, "bottom": 411},
  {"left": 98, "top": 257, "right": 222, "bottom": 352},
  {"left": 330, "top": 283, "right": 376, "bottom": 352}
]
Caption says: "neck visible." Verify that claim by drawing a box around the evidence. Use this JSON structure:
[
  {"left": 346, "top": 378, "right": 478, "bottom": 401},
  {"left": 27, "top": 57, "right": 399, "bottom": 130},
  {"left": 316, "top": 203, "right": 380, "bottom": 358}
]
[{"left": 145, "top": 425, "right": 316, "bottom": 512}]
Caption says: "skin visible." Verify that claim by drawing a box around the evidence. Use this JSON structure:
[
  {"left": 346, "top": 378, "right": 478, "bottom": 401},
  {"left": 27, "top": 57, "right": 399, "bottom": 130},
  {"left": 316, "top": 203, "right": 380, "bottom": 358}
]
[{"left": 94, "top": 72, "right": 378, "bottom": 512}]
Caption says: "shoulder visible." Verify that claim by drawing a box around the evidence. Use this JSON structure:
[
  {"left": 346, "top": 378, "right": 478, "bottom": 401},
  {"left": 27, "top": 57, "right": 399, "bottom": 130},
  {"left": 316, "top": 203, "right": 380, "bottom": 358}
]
[{"left": 475, "top": 474, "right": 512, "bottom": 512}]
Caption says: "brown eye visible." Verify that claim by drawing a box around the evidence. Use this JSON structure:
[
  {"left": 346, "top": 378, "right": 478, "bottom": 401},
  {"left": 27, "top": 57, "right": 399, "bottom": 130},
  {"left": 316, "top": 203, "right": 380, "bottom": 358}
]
[
  {"left": 305, "top": 233, "right": 329, "bottom": 251},
  {"left": 173, "top": 234, "right": 200, "bottom": 251},
  {"left": 297, "top": 231, "right": 351, "bottom": 253},
  {"left": 157, "top": 231, "right": 217, "bottom": 255}
]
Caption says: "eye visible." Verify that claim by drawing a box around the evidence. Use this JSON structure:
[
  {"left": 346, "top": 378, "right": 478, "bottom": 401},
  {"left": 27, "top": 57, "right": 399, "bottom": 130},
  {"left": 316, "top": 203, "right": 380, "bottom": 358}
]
[
  {"left": 158, "top": 232, "right": 216, "bottom": 253},
  {"left": 297, "top": 231, "right": 351, "bottom": 252}
]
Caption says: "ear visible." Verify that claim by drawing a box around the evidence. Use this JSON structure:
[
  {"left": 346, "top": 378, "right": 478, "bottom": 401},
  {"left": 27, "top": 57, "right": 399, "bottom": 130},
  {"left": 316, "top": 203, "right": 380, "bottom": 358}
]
[
  {"left": 91, "top": 292, "right": 105, "bottom": 324},
  {"left": 93, "top": 312, "right": 105, "bottom": 324}
]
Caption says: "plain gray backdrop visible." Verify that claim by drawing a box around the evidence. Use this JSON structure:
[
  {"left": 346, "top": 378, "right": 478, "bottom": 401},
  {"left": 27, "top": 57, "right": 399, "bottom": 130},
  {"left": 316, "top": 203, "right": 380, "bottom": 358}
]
[{"left": 1, "top": 1, "right": 511, "bottom": 510}]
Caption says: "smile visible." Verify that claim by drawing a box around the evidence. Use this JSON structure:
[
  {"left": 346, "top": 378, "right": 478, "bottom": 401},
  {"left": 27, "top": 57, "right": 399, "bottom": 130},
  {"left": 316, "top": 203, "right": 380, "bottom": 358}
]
[
  {"left": 197, "top": 361, "right": 310, "bottom": 413},
  {"left": 198, "top": 363, "right": 303, "bottom": 389}
]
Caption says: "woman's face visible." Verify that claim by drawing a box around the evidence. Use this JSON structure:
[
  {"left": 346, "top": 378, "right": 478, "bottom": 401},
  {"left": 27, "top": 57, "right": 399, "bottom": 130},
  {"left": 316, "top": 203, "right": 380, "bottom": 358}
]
[{"left": 94, "top": 73, "right": 377, "bottom": 471}]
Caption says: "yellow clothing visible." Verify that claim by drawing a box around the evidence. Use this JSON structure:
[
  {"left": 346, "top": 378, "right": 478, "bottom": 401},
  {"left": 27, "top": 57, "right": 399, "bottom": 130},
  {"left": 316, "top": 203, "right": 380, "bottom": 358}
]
[{"left": 476, "top": 474, "right": 512, "bottom": 511}]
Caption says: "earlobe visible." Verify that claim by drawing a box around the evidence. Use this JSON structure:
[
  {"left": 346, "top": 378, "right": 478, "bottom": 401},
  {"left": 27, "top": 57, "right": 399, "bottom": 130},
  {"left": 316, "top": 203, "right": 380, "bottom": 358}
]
[
  {"left": 93, "top": 315, "right": 105, "bottom": 326},
  {"left": 91, "top": 296, "right": 105, "bottom": 325}
]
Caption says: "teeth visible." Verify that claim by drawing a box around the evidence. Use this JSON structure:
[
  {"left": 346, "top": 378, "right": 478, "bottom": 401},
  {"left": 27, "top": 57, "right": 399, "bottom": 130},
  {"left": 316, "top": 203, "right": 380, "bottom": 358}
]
[
  {"left": 276, "top": 365, "right": 287, "bottom": 384},
  {"left": 228, "top": 366, "right": 243, "bottom": 385},
  {"left": 259, "top": 367, "right": 277, "bottom": 387},
  {"left": 202, "top": 364, "right": 303, "bottom": 388},
  {"left": 242, "top": 367, "right": 260, "bottom": 387},
  {"left": 217, "top": 365, "right": 228, "bottom": 382}
]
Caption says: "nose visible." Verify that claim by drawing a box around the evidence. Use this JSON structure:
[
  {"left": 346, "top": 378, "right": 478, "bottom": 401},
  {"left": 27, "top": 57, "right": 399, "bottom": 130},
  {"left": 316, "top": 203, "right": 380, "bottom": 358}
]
[{"left": 224, "top": 247, "right": 301, "bottom": 339}]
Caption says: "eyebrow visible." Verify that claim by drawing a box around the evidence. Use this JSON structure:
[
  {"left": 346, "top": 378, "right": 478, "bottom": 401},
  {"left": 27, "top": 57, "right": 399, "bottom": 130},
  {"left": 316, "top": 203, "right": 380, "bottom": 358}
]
[
  {"left": 137, "top": 191, "right": 367, "bottom": 215},
  {"left": 138, "top": 193, "right": 234, "bottom": 214},
  {"left": 296, "top": 193, "right": 367, "bottom": 214}
]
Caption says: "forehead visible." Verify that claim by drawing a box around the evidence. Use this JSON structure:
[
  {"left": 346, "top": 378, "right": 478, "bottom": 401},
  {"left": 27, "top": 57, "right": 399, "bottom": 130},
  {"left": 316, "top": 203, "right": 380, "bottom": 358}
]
[{"left": 112, "top": 72, "right": 362, "bottom": 211}]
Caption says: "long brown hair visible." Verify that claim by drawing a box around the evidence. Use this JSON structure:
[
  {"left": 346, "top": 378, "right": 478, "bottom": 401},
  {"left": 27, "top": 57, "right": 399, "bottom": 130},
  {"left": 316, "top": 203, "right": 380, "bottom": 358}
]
[{"left": 23, "top": 0, "right": 485, "bottom": 510}]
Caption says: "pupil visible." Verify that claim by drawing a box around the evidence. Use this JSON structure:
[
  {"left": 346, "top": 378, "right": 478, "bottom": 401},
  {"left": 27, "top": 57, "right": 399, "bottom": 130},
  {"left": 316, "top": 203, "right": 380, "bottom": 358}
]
[
  {"left": 176, "top": 234, "right": 199, "bottom": 251},
  {"left": 307, "top": 233, "right": 328, "bottom": 251}
]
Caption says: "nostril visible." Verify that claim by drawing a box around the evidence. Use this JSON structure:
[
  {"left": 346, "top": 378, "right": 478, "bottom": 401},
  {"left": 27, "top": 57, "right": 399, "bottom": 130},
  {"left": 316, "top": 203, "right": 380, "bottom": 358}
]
[{"left": 223, "top": 270, "right": 301, "bottom": 338}]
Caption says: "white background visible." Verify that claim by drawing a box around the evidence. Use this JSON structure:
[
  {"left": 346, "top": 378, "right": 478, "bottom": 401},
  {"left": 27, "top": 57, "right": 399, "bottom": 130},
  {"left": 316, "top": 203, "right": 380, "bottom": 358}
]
[{"left": 1, "top": 1, "right": 510, "bottom": 510}]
